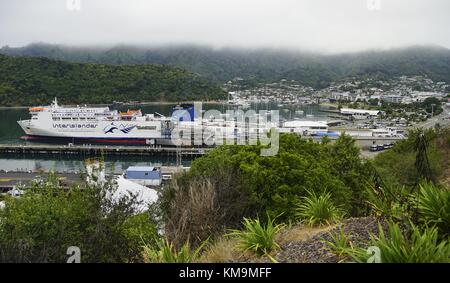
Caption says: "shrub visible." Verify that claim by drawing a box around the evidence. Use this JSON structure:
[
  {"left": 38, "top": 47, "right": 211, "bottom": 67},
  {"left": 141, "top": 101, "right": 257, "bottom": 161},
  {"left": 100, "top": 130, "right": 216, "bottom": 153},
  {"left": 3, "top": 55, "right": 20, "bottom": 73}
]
[
  {"left": 155, "top": 177, "right": 223, "bottom": 249},
  {"left": 0, "top": 172, "right": 154, "bottom": 263},
  {"left": 417, "top": 183, "right": 450, "bottom": 237},
  {"left": 227, "top": 216, "right": 285, "bottom": 256},
  {"left": 142, "top": 238, "right": 207, "bottom": 263},
  {"left": 346, "top": 222, "right": 450, "bottom": 263},
  {"left": 158, "top": 133, "right": 371, "bottom": 234},
  {"left": 295, "top": 191, "right": 343, "bottom": 226},
  {"left": 122, "top": 213, "right": 159, "bottom": 256}
]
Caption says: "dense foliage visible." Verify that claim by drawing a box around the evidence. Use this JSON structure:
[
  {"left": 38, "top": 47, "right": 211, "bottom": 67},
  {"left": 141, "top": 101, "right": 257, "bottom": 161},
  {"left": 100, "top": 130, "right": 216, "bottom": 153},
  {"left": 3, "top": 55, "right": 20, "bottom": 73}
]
[
  {"left": 2, "top": 44, "right": 450, "bottom": 88},
  {"left": 156, "top": 134, "right": 373, "bottom": 246},
  {"left": 1, "top": 129, "right": 449, "bottom": 262},
  {"left": 333, "top": 129, "right": 450, "bottom": 263},
  {"left": 0, "top": 54, "right": 226, "bottom": 106},
  {"left": 0, "top": 173, "right": 158, "bottom": 262},
  {"left": 336, "top": 222, "right": 450, "bottom": 263},
  {"left": 325, "top": 179, "right": 450, "bottom": 263}
]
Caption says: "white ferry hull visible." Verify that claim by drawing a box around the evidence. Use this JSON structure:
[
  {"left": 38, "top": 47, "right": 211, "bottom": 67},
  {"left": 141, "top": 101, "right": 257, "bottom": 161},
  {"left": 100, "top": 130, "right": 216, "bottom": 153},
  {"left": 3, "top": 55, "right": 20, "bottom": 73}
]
[{"left": 18, "top": 111, "right": 166, "bottom": 145}]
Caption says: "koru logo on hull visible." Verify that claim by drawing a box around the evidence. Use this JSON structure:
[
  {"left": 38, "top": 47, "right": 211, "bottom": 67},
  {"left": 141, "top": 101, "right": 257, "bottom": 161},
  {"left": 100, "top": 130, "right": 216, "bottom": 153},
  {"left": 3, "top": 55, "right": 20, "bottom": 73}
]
[{"left": 103, "top": 123, "right": 136, "bottom": 134}]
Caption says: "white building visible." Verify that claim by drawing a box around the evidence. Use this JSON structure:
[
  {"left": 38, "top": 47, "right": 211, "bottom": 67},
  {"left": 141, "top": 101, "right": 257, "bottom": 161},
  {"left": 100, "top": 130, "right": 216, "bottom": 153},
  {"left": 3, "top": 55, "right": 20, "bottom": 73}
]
[
  {"left": 411, "top": 91, "right": 444, "bottom": 102},
  {"left": 382, "top": 95, "right": 404, "bottom": 104},
  {"left": 330, "top": 92, "right": 351, "bottom": 102},
  {"left": 280, "top": 121, "right": 328, "bottom": 135},
  {"left": 340, "top": 108, "right": 380, "bottom": 120}
]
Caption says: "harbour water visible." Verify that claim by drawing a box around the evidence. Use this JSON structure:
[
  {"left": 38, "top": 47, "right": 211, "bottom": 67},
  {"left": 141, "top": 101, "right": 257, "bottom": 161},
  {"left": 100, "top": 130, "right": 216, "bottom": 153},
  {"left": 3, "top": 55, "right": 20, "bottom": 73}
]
[{"left": 0, "top": 102, "right": 331, "bottom": 172}]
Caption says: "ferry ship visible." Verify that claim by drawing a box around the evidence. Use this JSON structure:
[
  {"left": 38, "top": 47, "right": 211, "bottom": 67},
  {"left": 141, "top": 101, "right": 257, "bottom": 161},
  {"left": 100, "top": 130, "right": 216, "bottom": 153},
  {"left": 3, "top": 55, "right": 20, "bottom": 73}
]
[
  {"left": 17, "top": 98, "right": 328, "bottom": 146},
  {"left": 17, "top": 98, "right": 171, "bottom": 145}
]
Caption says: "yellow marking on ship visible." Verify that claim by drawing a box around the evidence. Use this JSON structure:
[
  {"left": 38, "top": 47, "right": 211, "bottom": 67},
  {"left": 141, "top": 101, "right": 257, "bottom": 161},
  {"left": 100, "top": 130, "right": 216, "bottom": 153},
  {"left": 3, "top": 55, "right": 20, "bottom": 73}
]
[{"left": 0, "top": 178, "right": 13, "bottom": 182}]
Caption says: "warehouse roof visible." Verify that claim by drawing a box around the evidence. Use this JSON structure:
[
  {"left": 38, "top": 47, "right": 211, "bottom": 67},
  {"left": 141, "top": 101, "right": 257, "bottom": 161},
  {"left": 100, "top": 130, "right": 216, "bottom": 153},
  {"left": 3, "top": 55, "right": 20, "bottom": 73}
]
[{"left": 126, "top": 166, "right": 157, "bottom": 172}]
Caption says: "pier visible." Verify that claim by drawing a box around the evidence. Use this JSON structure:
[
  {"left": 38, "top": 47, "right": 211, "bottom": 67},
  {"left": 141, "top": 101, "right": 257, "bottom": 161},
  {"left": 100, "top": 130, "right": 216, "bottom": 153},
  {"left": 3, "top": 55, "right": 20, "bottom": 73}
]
[
  {"left": 0, "top": 134, "right": 406, "bottom": 158},
  {"left": 0, "top": 144, "right": 212, "bottom": 157}
]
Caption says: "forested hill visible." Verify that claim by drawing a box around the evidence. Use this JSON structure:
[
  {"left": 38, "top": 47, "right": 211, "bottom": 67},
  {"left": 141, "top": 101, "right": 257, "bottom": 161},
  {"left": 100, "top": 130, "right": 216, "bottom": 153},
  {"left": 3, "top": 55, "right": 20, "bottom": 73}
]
[
  {"left": 1, "top": 44, "right": 450, "bottom": 88},
  {"left": 0, "top": 54, "right": 226, "bottom": 106}
]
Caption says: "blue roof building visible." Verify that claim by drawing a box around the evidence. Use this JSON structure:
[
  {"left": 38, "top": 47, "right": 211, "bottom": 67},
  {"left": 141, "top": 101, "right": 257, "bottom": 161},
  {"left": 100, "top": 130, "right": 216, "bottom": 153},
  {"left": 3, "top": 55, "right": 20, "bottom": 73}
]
[{"left": 125, "top": 166, "right": 161, "bottom": 186}]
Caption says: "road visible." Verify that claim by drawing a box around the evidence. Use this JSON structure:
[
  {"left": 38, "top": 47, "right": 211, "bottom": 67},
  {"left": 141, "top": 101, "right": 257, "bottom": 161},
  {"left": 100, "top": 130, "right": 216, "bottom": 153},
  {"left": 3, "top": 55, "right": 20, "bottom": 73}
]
[
  {"left": 360, "top": 107, "right": 450, "bottom": 159},
  {"left": 414, "top": 107, "right": 450, "bottom": 129},
  {"left": 0, "top": 171, "right": 83, "bottom": 191}
]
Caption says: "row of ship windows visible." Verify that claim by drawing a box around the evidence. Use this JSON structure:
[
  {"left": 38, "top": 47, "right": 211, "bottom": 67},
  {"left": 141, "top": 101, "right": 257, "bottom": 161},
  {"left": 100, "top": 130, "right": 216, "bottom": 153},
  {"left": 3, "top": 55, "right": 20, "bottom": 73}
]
[
  {"left": 52, "top": 117, "right": 97, "bottom": 121},
  {"left": 51, "top": 109, "right": 109, "bottom": 113},
  {"left": 51, "top": 113, "right": 111, "bottom": 117}
]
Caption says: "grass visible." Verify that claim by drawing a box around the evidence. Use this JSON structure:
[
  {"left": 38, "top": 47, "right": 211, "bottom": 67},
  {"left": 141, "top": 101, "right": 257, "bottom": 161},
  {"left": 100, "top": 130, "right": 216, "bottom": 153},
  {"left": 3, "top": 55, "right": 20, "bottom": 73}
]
[
  {"left": 142, "top": 238, "right": 207, "bottom": 263},
  {"left": 200, "top": 224, "right": 334, "bottom": 263},
  {"left": 276, "top": 224, "right": 334, "bottom": 245},
  {"left": 295, "top": 191, "right": 343, "bottom": 227},
  {"left": 198, "top": 237, "right": 237, "bottom": 263},
  {"left": 323, "top": 228, "right": 352, "bottom": 262},
  {"left": 227, "top": 216, "right": 285, "bottom": 256}
]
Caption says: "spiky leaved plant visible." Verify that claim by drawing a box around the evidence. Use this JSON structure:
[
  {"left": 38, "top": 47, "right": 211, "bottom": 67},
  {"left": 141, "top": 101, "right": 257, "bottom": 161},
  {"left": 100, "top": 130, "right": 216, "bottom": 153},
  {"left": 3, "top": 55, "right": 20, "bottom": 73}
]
[
  {"left": 295, "top": 190, "right": 343, "bottom": 227},
  {"left": 227, "top": 215, "right": 285, "bottom": 257}
]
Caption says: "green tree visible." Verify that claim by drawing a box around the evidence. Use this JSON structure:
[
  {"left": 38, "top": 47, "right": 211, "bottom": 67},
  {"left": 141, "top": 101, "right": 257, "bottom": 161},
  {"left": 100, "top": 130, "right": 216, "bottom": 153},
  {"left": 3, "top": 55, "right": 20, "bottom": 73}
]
[
  {"left": 0, "top": 54, "right": 226, "bottom": 106},
  {"left": 329, "top": 134, "right": 373, "bottom": 215},
  {"left": 0, "top": 173, "right": 158, "bottom": 263},
  {"left": 156, "top": 134, "right": 372, "bottom": 246},
  {"left": 422, "top": 97, "right": 442, "bottom": 116}
]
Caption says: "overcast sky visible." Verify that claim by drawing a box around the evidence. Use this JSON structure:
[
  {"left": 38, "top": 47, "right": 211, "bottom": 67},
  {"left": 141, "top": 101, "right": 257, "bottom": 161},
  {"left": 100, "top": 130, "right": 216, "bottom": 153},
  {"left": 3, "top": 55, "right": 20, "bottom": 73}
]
[{"left": 0, "top": 0, "right": 449, "bottom": 53}]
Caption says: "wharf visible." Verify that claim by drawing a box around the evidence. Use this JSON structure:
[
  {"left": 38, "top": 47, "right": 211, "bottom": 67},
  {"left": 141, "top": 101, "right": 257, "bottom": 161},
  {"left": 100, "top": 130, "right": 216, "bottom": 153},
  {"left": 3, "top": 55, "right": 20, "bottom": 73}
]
[{"left": 0, "top": 144, "right": 211, "bottom": 157}]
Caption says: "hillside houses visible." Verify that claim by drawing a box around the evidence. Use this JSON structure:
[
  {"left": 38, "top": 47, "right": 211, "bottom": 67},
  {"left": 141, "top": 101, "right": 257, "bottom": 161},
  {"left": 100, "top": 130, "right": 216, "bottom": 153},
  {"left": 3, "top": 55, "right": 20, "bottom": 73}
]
[{"left": 224, "top": 75, "right": 448, "bottom": 107}]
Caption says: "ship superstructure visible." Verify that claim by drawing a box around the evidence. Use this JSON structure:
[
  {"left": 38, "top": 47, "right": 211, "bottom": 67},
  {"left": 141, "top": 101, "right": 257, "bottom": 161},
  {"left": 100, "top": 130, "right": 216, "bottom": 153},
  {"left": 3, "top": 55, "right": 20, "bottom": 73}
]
[{"left": 18, "top": 98, "right": 168, "bottom": 145}]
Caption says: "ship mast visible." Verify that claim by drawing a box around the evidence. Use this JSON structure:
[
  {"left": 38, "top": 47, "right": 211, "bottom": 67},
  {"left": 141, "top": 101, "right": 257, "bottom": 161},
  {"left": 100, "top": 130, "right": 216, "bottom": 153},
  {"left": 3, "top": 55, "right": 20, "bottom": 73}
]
[{"left": 52, "top": 97, "right": 58, "bottom": 108}]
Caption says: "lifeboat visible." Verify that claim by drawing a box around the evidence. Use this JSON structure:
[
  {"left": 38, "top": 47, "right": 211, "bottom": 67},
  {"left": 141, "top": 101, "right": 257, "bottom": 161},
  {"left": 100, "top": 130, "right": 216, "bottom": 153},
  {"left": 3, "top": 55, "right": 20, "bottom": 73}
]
[
  {"left": 119, "top": 109, "right": 142, "bottom": 120},
  {"left": 29, "top": 107, "right": 46, "bottom": 112}
]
